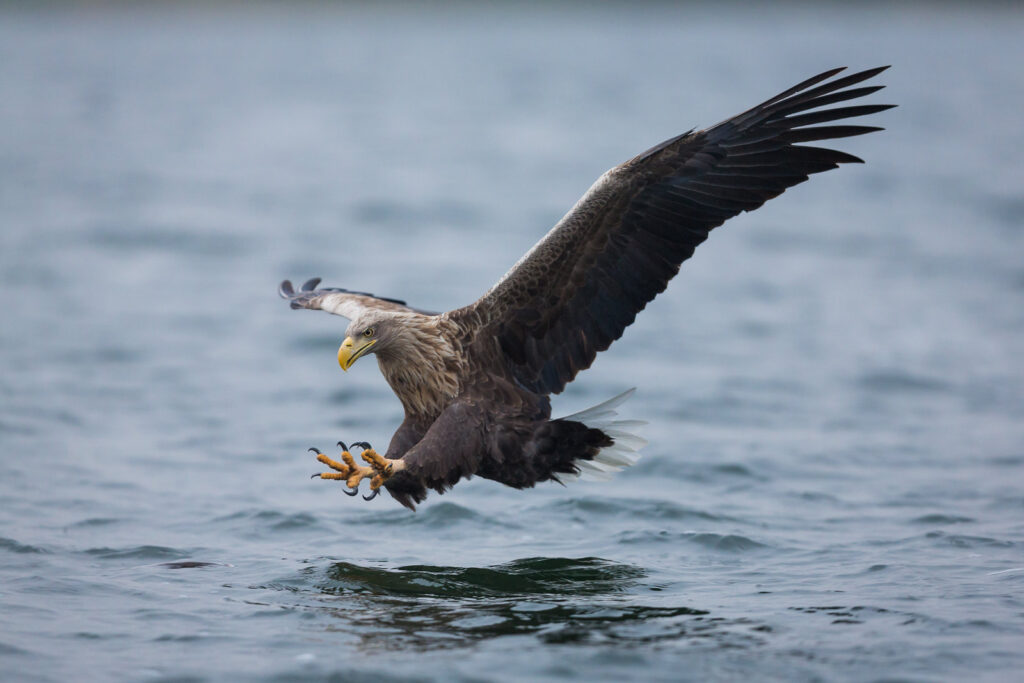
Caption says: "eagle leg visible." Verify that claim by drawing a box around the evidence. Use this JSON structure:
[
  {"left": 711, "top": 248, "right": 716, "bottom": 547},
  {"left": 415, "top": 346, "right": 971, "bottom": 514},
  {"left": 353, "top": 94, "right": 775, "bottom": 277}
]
[
  {"left": 309, "top": 446, "right": 372, "bottom": 489},
  {"left": 308, "top": 444, "right": 404, "bottom": 500},
  {"left": 360, "top": 448, "right": 404, "bottom": 494}
]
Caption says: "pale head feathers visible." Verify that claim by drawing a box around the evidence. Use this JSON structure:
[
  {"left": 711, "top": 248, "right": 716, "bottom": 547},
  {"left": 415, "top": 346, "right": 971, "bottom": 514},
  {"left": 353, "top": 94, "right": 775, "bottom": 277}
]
[{"left": 345, "top": 311, "right": 463, "bottom": 418}]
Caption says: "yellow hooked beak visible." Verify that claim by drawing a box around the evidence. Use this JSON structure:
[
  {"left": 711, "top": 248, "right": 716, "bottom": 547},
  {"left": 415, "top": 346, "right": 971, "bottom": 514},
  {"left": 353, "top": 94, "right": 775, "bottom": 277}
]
[{"left": 337, "top": 336, "right": 376, "bottom": 371}]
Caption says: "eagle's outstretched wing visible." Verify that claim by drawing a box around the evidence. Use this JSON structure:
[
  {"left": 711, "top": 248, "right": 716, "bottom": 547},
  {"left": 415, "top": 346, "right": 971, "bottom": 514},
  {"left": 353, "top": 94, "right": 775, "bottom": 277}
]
[
  {"left": 279, "top": 278, "right": 435, "bottom": 319},
  {"left": 456, "top": 66, "right": 894, "bottom": 395}
]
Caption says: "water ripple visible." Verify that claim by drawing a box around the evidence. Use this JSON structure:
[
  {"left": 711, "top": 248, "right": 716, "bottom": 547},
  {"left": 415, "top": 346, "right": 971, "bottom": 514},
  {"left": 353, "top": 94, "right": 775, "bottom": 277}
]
[
  {"left": 858, "top": 369, "right": 953, "bottom": 394},
  {"left": 535, "top": 496, "right": 738, "bottom": 523},
  {"left": 616, "top": 529, "right": 769, "bottom": 552},
  {"left": 0, "top": 537, "right": 47, "bottom": 554},
  {"left": 212, "top": 509, "right": 329, "bottom": 535},
  {"left": 84, "top": 545, "right": 188, "bottom": 561},
  {"left": 910, "top": 514, "right": 975, "bottom": 525},
  {"left": 925, "top": 532, "right": 1014, "bottom": 549}
]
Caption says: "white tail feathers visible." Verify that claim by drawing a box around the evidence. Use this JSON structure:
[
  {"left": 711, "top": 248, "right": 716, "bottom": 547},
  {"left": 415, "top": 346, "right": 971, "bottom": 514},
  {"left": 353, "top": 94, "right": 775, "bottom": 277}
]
[{"left": 559, "top": 389, "right": 647, "bottom": 482}]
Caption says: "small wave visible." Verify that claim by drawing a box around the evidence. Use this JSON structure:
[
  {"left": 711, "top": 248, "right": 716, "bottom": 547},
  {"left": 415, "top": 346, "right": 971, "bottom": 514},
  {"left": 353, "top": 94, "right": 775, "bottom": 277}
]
[
  {"left": 73, "top": 632, "right": 128, "bottom": 641},
  {"left": 686, "top": 533, "right": 768, "bottom": 552},
  {"left": 85, "top": 545, "right": 187, "bottom": 561},
  {"left": 264, "top": 512, "right": 321, "bottom": 531},
  {"left": 156, "top": 561, "right": 231, "bottom": 570},
  {"left": 84, "top": 346, "right": 143, "bottom": 365},
  {"left": 68, "top": 518, "right": 122, "bottom": 528},
  {"left": 0, "top": 419, "right": 35, "bottom": 436},
  {"left": 212, "top": 509, "right": 327, "bottom": 534},
  {"left": 710, "top": 463, "right": 762, "bottom": 478},
  {"left": 925, "top": 531, "right": 1014, "bottom": 549},
  {"left": 788, "top": 491, "right": 842, "bottom": 503},
  {"left": 787, "top": 604, "right": 938, "bottom": 631},
  {"left": 538, "top": 496, "right": 735, "bottom": 523},
  {"left": 910, "top": 514, "right": 975, "bottom": 525},
  {"left": 858, "top": 369, "right": 952, "bottom": 394},
  {"left": 984, "top": 193, "right": 1024, "bottom": 229},
  {"left": 0, "top": 537, "right": 47, "bottom": 554},
  {"left": 616, "top": 529, "right": 768, "bottom": 552},
  {"left": 0, "top": 641, "right": 30, "bottom": 656}
]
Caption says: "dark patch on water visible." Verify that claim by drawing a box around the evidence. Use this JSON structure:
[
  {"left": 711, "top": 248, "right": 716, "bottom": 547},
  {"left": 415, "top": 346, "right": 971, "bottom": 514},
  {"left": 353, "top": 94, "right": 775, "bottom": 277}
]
[
  {"left": 924, "top": 532, "right": 1013, "bottom": 549},
  {"left": 0, "top": 641, "right": 30, "bottom": 656},
  {"left": 157, "top": 561, "right": 231, "bottom": 569},
  {"left": 983, "top": 193, "right": 1024, "bottom": 230},
  {"left": 910, "top": 514, "right": 975, "bottom": 525},
  {"left": 616, "top": 529, "right": 769, "bottom": 552},
  {"left": 0, "top": 419, "right": 35, "bottom": 436},
  {"left": 85, "top": 545, "right": 188, "bottom": 561},
  {"left": 858, "top": 370, "right": 952, "bottom": 394},
  {"left": 0, "top": 537, "right": 47, "bottom": 554},
  {"left": 86, "top": 346, "right": 144, "bottom": 365},
  {"left": 538, "top": 496, "right": 736, "bottom": 523},
  {"left": 68, "top": 517, "right": 123, "bottom": 528},
  {"left": 315, "top": 557, "right": 644, "bottom": 599}
]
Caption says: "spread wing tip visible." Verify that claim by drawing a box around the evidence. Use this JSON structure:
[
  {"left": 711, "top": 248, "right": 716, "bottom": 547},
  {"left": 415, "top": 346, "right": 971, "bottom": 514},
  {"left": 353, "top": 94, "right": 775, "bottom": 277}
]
[{"left": 280, "top": 277, "right": 327, "bottom": 308}]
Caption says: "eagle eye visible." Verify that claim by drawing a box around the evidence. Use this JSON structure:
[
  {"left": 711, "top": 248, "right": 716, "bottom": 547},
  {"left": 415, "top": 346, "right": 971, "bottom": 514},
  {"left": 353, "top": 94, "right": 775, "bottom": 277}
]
[{"left": 363, "top": 327, "right": 375, "bottom": 338}]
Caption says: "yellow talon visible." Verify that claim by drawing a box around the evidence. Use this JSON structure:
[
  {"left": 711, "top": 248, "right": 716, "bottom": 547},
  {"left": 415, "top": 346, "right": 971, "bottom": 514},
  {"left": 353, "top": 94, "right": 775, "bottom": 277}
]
[
  {"left": 310, "top": 444, "right": 402, "bottom": 495},
  {"left": 316, "top": 451, "right": 350, "bottom": 473},
  {"left": 361, "top": 449, "right": 390, "bottom": 472}
]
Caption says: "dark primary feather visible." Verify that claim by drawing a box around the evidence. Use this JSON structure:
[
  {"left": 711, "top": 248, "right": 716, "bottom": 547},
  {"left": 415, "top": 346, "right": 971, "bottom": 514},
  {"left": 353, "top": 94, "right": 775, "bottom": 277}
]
[{"left": 457, "top": 66, "right": 894, "bottom": 396}]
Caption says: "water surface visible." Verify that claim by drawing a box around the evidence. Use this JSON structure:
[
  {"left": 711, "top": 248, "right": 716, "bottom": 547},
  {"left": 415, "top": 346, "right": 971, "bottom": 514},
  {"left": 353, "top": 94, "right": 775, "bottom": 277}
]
[{"left": 1, "top": 3, "right": 1023, "bottom": 681}]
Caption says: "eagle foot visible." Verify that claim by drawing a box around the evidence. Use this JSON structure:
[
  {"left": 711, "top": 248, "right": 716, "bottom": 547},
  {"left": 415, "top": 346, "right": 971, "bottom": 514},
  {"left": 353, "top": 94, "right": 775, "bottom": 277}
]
[{"left": 309, "top": 443, "right": 400, "bottom": 500}]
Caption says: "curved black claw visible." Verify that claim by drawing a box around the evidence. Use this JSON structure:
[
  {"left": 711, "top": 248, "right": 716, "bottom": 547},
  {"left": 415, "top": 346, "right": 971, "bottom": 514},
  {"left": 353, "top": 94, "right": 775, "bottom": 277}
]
[
  {"left": 336, "top": 441, "right": 348, "bottom": 452},
  {"left": 362, "top": 488, "right": 380, "bottom": 501},
  {"left": 310, "top": 473, "right": 321, "bottom": 479},
  {"left": 350, "top": 441, "right": 372, "bottom": 452},
  {"left": 343, "top": 486, "right": 359, "bottom": 497},
  {"left": 308, "top": 447, "right": 323, "bottom": 455}
]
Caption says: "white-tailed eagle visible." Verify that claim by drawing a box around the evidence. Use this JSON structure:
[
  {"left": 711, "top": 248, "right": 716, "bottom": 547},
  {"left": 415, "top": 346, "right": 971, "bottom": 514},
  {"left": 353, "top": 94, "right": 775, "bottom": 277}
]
[{"left": 280, "top": 66, "right": 893, "bottom": 510}]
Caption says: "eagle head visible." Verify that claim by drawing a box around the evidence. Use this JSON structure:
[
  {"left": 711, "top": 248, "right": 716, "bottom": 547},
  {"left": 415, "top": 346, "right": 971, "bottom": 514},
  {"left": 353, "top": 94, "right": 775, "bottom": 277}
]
[{"left": 338, "top": 312, "right": 395, "bottom": 371}]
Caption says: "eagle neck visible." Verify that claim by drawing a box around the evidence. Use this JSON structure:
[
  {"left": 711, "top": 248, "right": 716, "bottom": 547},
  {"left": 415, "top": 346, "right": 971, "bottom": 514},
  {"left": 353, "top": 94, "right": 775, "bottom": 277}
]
[{"left": 376, "top": 315, "right": 462, "bottom": 420}]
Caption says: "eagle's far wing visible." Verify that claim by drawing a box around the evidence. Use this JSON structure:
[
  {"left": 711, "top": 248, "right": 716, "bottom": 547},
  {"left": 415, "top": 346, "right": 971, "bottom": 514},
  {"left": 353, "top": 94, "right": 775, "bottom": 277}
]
[
  {"left": 279, "top": 278, "right": 432, "bottom": 320},
  {"left": 454, "top": 66, "right": 894, "bottom": 395}
]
